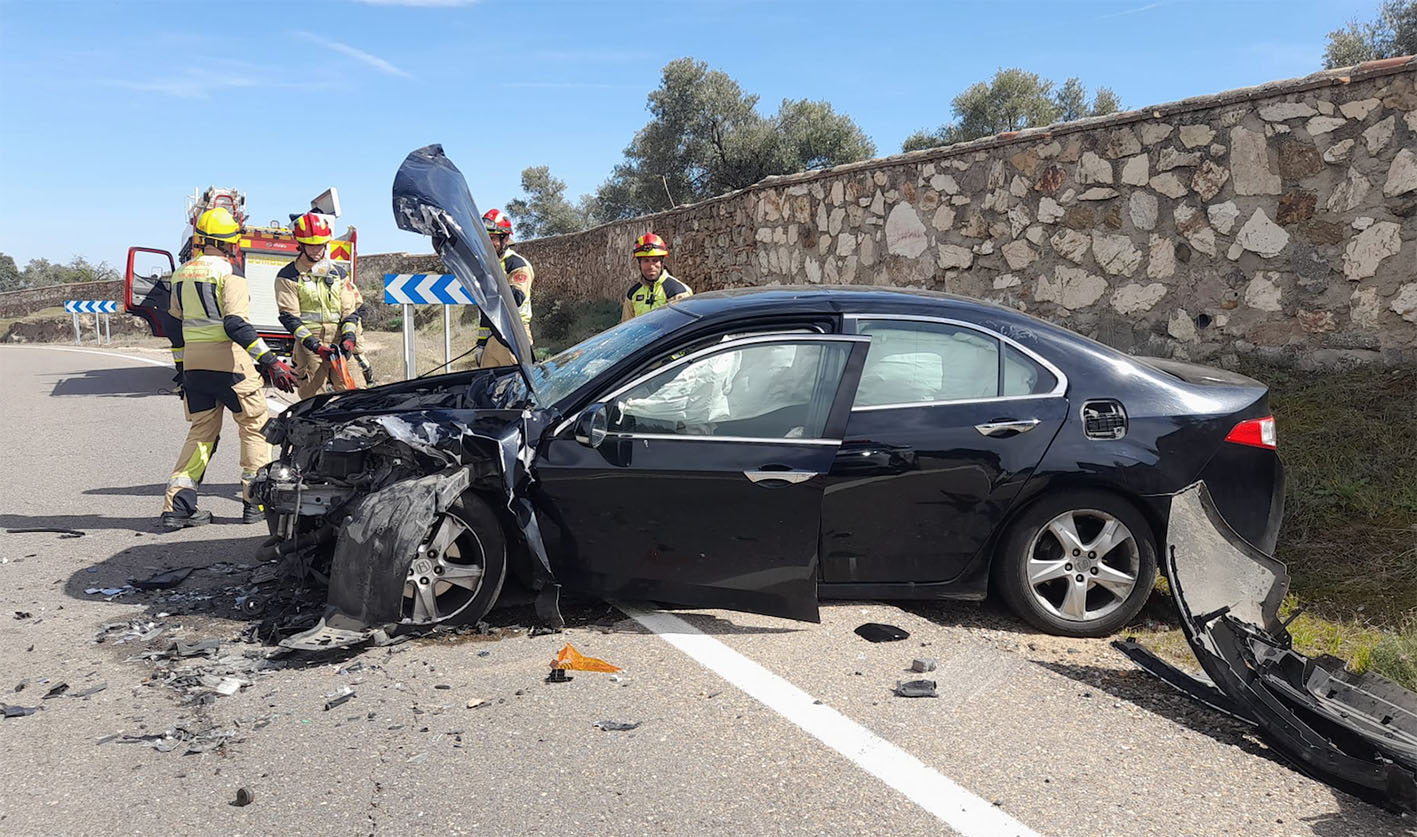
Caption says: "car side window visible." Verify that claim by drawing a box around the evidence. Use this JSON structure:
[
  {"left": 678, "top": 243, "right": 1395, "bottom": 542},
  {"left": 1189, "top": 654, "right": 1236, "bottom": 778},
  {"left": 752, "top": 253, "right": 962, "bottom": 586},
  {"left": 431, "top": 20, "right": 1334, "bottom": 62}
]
[
  {"left": 853, "top": 320, "right": 1004, "bottom": 407},
  {"left": 608, "top": 341, "right": 851, "bottom": 440},
  {"left": 1003, "top": 344, "right": 1057, "bottom": 396}
]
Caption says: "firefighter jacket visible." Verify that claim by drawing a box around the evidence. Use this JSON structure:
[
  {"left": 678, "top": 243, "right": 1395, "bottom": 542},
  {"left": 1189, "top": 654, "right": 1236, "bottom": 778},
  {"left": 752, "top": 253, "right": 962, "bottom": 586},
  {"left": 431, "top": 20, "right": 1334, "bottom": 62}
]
[
  {"left": 275, "top": 259, "right": 360, "bottom": 348},
  {"left": 167, "top": 254, "right": 270, "bottom": 378},
  {"left": 477, "top": 248, "right": 534, "bottom": 345},
  {"left": 621, "top": 271, "right": 692, "bottom": 322}
]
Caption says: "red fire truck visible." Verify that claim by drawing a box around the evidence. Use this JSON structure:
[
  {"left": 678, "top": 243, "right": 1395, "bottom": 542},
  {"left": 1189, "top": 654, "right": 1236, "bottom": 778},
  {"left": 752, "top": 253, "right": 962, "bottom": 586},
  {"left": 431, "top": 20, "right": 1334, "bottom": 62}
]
[{"left": 125, "top": 186, "right": 358, "bottom": 355}]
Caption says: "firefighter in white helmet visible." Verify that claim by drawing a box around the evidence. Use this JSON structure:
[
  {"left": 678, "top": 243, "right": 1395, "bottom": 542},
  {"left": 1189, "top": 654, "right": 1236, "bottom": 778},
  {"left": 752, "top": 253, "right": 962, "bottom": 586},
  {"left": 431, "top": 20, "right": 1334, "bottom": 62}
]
[
  {"left": 276, "top": 213, "right": 363, "bottom": 399},
  {"left": 161, "top": 207, "right": 297, "bottom": 529}
]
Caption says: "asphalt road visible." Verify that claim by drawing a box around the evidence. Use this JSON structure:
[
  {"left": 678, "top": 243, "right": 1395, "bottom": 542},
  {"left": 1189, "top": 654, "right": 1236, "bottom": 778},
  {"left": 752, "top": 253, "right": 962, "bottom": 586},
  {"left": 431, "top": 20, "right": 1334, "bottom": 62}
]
[{"left": 0, "top": 344, "right": 1410, "bottom": 836}]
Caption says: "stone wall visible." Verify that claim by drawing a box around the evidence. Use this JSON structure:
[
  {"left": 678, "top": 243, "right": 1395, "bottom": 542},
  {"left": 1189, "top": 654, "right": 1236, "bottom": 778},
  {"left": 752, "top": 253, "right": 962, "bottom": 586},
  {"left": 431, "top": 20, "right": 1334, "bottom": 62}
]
[
  {"left": 365, "top": 59, "right": 1417, "bottom": 364},
  {"left": 0, "top": 280, "right": 122, "bottom": 318}
]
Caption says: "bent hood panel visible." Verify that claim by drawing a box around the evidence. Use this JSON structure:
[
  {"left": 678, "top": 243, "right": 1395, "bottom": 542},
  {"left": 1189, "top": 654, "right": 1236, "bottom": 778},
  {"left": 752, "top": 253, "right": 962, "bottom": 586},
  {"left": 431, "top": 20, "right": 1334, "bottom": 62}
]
[{"left": 392, "top": 144, "right": 536, "bottom": 390}]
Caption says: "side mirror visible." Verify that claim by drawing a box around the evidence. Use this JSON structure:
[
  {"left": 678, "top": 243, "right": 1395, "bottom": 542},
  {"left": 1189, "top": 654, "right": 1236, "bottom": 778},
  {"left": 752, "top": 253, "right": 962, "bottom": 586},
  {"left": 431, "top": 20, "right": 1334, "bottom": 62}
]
[{"left": 574, "top": 403, "right": 608, "bottom": 448}]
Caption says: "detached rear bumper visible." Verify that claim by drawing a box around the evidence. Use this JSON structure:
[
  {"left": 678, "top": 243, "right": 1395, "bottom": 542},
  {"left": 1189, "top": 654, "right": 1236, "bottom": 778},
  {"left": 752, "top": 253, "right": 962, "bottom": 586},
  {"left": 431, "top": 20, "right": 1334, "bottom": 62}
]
[{"left": 1116, "top": 482, "right": 1417, "bottom": 813}]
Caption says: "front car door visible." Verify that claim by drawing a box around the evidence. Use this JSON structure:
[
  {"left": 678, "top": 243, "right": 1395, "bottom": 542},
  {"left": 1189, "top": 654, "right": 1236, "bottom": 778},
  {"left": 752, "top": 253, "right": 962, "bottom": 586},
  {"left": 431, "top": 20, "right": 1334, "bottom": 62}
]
[
  {"left": 534, "top": 333, "right": 870, "bottom": 621},
  {"left": 820, "top": 315, "right": 1069, "bottom": 588}
]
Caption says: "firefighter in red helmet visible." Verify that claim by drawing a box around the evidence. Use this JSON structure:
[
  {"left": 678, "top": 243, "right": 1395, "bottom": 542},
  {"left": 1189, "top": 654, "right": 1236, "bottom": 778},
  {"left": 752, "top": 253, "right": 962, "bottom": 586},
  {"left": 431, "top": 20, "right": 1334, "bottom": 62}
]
[
  {"left": 276, "top": 212, "right": 363, "bottom": 399},
  {"left": 476, "top": 208, "right": 534, "bottom": 368},
  {"left": 622, "top": 232, "right": 692, "bottom": 322}
]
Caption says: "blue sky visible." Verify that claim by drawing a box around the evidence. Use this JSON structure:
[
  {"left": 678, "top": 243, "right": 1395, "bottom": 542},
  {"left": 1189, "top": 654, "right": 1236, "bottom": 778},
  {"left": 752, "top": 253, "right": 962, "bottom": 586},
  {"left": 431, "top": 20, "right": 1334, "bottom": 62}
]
[{"left": 0, "top": 0, "right": 1375, "bottom": 269}]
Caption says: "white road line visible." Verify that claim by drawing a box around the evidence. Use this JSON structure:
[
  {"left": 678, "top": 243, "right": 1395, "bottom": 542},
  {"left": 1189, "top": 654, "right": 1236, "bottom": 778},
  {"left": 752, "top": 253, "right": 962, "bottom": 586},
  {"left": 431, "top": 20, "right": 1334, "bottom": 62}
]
[
  {"left": 2, "top": 344, "right": 290, "bottom": 414},
  {"left": 2, "top": 344, "right": 170, "bottom": 367},
  {"left": 615, "top": 602, "right": 1042, "bottom": 837}
]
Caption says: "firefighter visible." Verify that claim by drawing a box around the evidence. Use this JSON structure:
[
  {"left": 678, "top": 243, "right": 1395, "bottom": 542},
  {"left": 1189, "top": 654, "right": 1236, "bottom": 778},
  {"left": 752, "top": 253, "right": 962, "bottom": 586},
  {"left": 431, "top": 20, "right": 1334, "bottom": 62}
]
[
  {"left": 621, "top": 233, "right": 692, "bottom": 322},
  {"left": 277, "top": 213, "right": 363, "bottom": 399},
  {"left": 342, "top": 270, "right": 376, "bottom": 385},
  {"left": 476, "top": 208, "right": 533, "bottom": 368},
  {"left": 161, "top": 207, "right": 297, "bottom": 529}
]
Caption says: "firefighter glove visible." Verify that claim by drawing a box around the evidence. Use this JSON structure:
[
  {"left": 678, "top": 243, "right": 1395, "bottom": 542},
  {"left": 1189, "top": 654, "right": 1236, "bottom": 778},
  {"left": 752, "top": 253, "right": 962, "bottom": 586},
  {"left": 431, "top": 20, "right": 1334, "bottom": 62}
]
[
  {"left": 302, "top": 336, "right": 323, "bottom": 353},
  {"left": 315, "top": 344, "right": 339, "bottom": 362},
  {"left": 340, "top": 338, "right": 357, "bottom": 356},
  {"left": 257, "top": 352, "right": 298, "bottom": 393}
]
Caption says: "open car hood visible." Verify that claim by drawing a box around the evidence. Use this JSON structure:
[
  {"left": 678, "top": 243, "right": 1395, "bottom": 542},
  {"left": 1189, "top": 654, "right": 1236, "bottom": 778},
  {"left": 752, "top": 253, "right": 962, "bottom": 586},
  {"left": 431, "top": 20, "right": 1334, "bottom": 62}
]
[{"left": 392, "top": 144, "right": 537, "bottom": 393}]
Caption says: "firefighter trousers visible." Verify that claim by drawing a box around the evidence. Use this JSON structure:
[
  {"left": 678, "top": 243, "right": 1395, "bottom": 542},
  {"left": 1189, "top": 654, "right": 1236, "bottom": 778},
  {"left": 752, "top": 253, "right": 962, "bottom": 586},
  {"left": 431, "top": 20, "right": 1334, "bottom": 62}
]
[
  {"left": 164, "top": 371, "right": 271, "bottom": 515},
  {"left": 292, "top": 340, "right": 363, "bottom": 401}
]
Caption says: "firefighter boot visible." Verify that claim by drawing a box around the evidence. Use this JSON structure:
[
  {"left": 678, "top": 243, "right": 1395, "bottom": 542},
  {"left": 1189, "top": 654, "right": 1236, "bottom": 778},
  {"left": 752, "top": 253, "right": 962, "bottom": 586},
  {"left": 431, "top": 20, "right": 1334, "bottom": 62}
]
[
  {"left": 242, "top": 502, "right": 264, "bottom": 524},
  {"left": 160, "top": 509, "right": 213, "bottom": 530}
]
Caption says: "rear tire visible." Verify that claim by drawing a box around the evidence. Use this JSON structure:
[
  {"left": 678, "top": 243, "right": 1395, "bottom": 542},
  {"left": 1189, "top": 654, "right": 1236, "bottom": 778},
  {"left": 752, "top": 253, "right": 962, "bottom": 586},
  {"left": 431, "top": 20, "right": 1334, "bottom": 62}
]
[
  {"left": 401, "top": 492, "right": 507, "bottom": 626},
  {"left": 993, "top": 490, "right": 1157, "bottom": 638}
]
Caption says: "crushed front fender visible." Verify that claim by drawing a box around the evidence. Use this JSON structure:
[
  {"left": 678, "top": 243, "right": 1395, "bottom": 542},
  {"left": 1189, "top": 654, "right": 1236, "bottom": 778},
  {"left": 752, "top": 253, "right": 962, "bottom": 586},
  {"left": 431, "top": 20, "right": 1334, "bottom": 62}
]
[{"left": 1116, "top": 482, "right": 1417, "bottom": 813}]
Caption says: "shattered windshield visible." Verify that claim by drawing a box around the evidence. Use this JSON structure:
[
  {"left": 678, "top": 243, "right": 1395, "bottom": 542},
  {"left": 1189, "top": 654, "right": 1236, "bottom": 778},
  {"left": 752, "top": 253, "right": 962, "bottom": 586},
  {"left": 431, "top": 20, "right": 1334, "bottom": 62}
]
[{"left": 532, "top": 306, "right": 695, "bottom": 408}]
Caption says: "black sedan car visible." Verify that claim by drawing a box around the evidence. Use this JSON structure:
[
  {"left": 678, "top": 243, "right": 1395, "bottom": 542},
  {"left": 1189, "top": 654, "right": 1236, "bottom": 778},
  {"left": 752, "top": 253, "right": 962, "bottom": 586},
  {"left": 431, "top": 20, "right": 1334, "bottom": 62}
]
[{"left": 254, "top": 146, "right": 1284, "bottom": 647}]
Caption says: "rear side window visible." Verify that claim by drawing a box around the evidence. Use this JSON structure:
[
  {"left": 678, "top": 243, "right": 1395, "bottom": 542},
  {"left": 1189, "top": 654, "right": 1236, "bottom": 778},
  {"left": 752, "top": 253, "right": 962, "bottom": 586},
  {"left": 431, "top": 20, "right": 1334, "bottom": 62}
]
[{"left": 854, "top": 320, "right": 1057, "bottom": 408}]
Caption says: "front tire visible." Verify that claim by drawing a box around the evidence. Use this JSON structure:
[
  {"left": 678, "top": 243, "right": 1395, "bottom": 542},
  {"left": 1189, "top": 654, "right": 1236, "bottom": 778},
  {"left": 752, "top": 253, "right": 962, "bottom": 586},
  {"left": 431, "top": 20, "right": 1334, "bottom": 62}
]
[
  {"left": 993, "top": 490, "right": 1157, "bottom": 638},
  {"left": 401, "top": 492, "right": 507, "bottom": 626}
]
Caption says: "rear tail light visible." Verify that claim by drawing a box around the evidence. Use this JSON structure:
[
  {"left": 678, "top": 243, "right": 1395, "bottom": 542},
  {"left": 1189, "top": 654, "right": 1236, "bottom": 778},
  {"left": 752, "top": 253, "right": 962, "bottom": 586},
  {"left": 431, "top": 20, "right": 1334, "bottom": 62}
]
[{"left": 1225, "top": 415, "right": 1277, "bottom": 450}]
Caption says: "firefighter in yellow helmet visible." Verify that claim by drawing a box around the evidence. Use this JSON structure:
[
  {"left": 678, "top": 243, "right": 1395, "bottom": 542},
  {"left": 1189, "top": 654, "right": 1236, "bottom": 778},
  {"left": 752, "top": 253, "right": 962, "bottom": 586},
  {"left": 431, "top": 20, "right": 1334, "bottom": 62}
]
[
  {"left": 161, "top": 207, "right": 297, "bottom": 529},
  {"left": 476, "top": 208, "right": 534, "bottom": 368},
  {"left": 622, "top": 233, "right": 691, "bottom": 322},
  {"left": 276, "top": 213, "right": 364, "bottom": 399}
]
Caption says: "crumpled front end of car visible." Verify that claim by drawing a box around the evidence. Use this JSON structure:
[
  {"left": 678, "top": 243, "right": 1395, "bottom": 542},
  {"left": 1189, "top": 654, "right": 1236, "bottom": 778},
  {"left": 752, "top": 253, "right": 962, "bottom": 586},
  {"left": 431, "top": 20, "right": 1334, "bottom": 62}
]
[{"left": 251, "top": 374, "right": 560, "bottom": 651}]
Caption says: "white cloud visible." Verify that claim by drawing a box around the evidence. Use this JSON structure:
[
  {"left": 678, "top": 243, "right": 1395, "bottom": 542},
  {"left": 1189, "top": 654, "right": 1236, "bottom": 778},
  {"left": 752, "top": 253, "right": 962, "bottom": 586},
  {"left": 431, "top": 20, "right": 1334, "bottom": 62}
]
[
  {"left": 103, "top": 72, "right": 334, "bottom": 100},
  {"left": 291, "top": 31, "right": 413, "bottom": 78}
]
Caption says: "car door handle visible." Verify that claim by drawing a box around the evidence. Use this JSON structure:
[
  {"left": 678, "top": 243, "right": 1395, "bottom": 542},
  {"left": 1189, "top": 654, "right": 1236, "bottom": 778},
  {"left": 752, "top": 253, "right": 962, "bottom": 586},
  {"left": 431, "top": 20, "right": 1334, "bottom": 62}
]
[
  {"left": 974, "top": 419, "right": 1041, "bottom": 437},
  {"left": 744, "top": 470, "right": 817, "bottom": 485}
]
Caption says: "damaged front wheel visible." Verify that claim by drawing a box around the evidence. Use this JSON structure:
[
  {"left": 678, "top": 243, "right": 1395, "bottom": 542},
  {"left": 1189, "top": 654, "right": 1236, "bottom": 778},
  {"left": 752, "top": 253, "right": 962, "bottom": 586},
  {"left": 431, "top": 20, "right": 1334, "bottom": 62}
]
[{"left": 402, "top": 493, "right": 507, "bottom": 626}]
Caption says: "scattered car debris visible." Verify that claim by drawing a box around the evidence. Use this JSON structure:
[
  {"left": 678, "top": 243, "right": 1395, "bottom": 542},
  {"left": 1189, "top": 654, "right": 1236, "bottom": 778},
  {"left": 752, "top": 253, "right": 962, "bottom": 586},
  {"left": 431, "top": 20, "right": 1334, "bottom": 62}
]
[
  {"left": 553, "top": 643, "right": 621, "bottom": 673},
  {"left": 1117, "top": 482, "right": 1417, "bottom": 814},
  {"left": 5, "top": 527, "right": 85, "bottom": 538},
  {"left": 593, "top": 720, "right": 641, "bottom": 732},
  {"left": 893, "top": 680, "right": 938, "bottom": 698},
  {"left": 855, "top": 623, "right": 910, "bottom": 643},
  {"left": 130, "top": 567, "right": 194, "bottom": 591},
  {"left": 42, "top": 682, "right": 68, "bottom": 699},
  {"left": 1, "top": 703, "right": 42, "bottom": 718},
  {"left": 85, "top": 586, "right": 135, "bottom": 599},
  {"left": 69, "top": 683, "right": 107, "bottom": 698},
  {"left": 14, "top": 611, "right": 32, "bottom": 620},
  {"left": 910, "top": 658, "right": 937, "bottom": 673},
  {"left": 95, "top": 618, "right": 166, "bottom": 645},
  {"left": 232, "top": 788, "right": 254, "bottom": 808},
  {"left": 164, "top": 638, "right": 222, "bottom": 659},
  {"left": 466, "top": 698, "right": 489, "bottom": 709},
  {"left": 324, "top": 685, "right": 355, "bottom": 711},
  {"left": 545, "top": 669, "right": 573, "bottom": 684}
]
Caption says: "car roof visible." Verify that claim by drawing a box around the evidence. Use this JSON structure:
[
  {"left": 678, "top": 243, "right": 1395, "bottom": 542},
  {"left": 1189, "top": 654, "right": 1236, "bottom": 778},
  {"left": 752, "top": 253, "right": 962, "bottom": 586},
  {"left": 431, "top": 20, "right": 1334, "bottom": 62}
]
[{"left": 671, "top": 284, "right": 1050, "bottom": 327}]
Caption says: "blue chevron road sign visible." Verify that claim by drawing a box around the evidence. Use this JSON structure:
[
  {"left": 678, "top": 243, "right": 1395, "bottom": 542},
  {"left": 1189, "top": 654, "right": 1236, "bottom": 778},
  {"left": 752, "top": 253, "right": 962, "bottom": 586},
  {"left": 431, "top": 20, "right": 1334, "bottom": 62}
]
[
  {"left": 64, "top": 300, "right": 117, "bottom": 314},
  {"left": 383, "top": 273, "right": 479, "bottom": 305}
]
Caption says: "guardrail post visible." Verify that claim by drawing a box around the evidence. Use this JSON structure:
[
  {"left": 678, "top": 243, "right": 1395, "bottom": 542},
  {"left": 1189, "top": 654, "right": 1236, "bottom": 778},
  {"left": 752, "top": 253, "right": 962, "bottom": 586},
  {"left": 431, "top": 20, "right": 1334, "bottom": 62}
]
[
  {"left": 72, "top": 313, "right": 81, "bottom": 345},
  {"left": 402, "top": 303, "right": 416, "bottom": 380},
  {"left": 91, "top": 313, "right": 100, "bottom": 344},
  {"left": 103, "top": 313, "right": 111, "bottom": 344}
]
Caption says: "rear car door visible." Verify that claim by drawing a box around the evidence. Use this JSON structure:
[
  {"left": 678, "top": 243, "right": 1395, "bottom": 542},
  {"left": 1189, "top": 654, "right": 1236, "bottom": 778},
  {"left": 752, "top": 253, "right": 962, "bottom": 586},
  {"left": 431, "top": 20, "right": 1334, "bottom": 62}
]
[
  {"left": 534, "top": 333, "right": 870, "bottom": 621},
  {"left": 820, "top": 316, "right": 1068, "bottom": 585}
]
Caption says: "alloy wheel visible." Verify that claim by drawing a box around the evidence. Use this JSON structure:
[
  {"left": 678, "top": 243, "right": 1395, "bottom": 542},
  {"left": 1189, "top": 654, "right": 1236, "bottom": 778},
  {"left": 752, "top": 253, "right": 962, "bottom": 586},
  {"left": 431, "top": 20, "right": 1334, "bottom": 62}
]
[
  {"left": 402, "top": 511, "right": 487, "bottom": 624},
  {"left": 1024, "top": 508, "right": 1140, "bottom": 624}
]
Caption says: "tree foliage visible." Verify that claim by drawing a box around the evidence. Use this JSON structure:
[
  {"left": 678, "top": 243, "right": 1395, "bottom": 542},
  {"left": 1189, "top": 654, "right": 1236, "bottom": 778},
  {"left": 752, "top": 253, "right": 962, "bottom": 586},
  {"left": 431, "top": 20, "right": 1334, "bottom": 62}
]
[
  {"left": 902, "top": 69, "right": 1121, "bottom": 153},
  {"left": 585, "top": 58, "right": 875, "bottom": 222},
  {"left": 0, "top": 253, "right": 119, "bottom": 293},
  {"left": 504, "top": 166, "right": 591, "bottom": 239},
  {"left": 1323, "top": 0, "right": 1417, "bottom": 68}
]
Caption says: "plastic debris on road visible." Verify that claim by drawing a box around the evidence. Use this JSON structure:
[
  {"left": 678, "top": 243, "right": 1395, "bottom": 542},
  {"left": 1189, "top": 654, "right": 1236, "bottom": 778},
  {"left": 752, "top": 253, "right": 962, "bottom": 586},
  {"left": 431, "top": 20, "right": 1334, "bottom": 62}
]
[
  {"left": 1, "top": 703, "right": 42, "bottom": 718},
  {"left": 552, "top": 643, "right": 621, "bottom": 673},
  {"left": 232, "top": 788, "right": 254, "bottom": 807},
  {"left": 855, "top": 623, "right": 910, "bottom": 643},
  {"left": 910, "top": 658, "right": 938, "bottom": 672},
  {"left": 324, "top": 685, "right": 355, "bottom": 710},
  {"left": 893, "top": 679, "right": 938, "bottom": 698},
  {"left": 130, "top": 567, "right": 195, "bottom": 591},
  {"left": 592, "top": 720, "right": 641, "bottom": 731}
]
